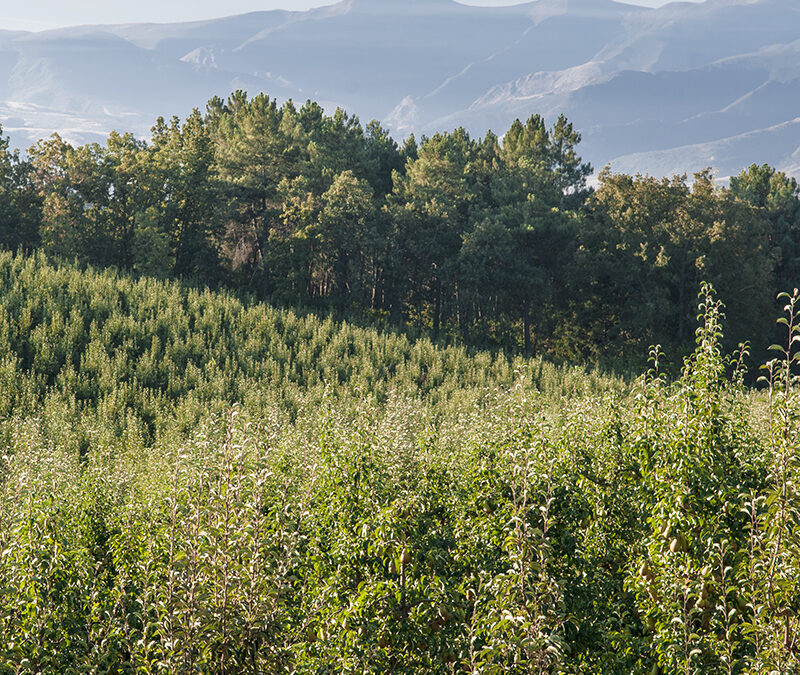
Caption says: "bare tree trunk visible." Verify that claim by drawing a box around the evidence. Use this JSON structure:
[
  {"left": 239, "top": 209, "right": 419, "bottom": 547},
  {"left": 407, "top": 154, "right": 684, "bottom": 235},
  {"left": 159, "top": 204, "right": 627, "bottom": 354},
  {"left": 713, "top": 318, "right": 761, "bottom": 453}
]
[
  {"left": 523, "top": 302, "right": 532, "bottom": 356},
  {"left": 433, "top": 277, "right": 441, "bottom": 336}
]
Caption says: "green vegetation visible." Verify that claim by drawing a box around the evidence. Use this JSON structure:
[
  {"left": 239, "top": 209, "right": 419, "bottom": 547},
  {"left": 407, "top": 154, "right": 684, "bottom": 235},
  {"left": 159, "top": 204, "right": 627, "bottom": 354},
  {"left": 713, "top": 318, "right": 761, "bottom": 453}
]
[
  {"left": 0, "top": 252, "right": 798, "bottom": 673},
  {"left": 0, "top": 93, "right": 798, "bottom": 365},
  {"left": 1, "top": 94, "right": 800, "bottom": 673}
]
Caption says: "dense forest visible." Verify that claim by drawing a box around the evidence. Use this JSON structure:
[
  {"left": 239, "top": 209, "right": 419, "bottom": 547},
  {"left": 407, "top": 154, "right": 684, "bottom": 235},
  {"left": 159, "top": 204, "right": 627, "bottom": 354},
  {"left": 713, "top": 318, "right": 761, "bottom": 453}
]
[{"left": 0, "top": 92, "right": 798, "bottom": 366}]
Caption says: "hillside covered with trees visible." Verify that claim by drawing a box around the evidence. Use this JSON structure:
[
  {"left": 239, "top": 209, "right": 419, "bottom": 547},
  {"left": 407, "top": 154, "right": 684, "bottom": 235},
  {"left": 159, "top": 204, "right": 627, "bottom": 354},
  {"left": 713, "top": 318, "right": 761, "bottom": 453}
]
[
  {"left": 0, "top": 253, "right": 798, "bottom": 673},
  {"left": 1, "top": 95, "right": 800, "bottom": 673},
  {"left": 1, "top": 92, "right": 798, "bottom": 366}
]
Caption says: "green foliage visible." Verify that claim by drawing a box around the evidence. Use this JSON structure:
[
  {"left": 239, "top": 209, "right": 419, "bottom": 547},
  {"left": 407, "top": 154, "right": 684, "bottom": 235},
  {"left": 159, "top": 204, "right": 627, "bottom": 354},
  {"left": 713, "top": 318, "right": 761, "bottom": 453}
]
[
  {"left": 0, "top": 252, "right": 796, "bottom": 673},
  {"left": 573, "top": 170, "right": 775, "bottom": 366},
  {"left": 0, "top": 98, "right": 794, "bottom": 364},
  {"left": 629, "top": 287, "right": 755, "bottom": 674},
  {"left": 0, "top": 90, "right": 798, "bottom": 673}
]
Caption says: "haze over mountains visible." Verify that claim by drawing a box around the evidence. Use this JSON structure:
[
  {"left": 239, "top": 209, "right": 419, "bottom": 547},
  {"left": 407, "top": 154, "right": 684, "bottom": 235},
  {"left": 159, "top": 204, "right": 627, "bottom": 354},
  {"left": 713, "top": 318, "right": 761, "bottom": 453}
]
[{"left": 0, "top": 0, "right": 798, "bottom": 178}]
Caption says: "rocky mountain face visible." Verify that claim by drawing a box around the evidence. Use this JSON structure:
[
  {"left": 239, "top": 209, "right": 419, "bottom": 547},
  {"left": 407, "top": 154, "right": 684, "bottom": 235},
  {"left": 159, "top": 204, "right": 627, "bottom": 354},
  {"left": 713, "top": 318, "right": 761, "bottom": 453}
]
[{"left": 0, "top": 0, "right": 798, "bottom": 178}]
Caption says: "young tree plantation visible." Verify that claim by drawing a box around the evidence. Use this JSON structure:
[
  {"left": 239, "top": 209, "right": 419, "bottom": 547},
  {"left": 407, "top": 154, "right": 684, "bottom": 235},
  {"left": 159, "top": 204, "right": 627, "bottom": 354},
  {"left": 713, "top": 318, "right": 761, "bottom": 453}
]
[{"left": 0, "top": 94, "right": 799, "bottom": 673}]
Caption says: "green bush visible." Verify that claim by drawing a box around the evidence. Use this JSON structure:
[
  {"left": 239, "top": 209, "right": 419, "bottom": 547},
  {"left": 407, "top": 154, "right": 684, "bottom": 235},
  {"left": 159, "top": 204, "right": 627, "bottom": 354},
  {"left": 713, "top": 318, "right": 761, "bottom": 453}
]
[{"left": 0, "top": 253, "right": 797, "bottom": 673}]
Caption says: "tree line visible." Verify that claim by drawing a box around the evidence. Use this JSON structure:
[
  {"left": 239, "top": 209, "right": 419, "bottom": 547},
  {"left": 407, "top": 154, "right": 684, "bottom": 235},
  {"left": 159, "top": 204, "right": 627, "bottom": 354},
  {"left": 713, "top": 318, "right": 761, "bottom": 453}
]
[{"left": 0, "top": 91, "right": 797, "bottom": 365}]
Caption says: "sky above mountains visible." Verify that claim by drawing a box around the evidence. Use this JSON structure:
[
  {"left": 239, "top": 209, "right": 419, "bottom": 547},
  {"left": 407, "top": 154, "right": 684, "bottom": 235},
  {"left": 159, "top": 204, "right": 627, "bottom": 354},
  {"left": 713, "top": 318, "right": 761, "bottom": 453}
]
[{"left": 2, "top": 0, "right": 703, "bottom": 31}]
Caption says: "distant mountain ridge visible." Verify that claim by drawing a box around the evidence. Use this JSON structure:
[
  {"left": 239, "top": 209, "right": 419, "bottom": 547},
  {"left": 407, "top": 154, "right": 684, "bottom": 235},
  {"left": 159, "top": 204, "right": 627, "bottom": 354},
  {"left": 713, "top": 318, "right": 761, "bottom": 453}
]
[{"left": 0, "top": 0, "right": 798, "bottom": 179}]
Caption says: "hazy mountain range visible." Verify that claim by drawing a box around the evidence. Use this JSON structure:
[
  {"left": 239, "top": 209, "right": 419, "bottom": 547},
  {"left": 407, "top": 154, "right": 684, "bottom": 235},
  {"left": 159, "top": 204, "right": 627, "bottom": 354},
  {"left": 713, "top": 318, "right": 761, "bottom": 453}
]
[{"left": 0, "top": 0, "right": 798, "bottom": 179}]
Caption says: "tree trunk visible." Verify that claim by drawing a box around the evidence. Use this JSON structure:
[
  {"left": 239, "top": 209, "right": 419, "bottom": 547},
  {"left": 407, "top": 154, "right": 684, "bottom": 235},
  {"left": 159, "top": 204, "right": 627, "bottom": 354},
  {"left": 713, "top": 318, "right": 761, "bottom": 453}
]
[
  {"left": 433, "top": 278, "right": 441, "bottom": 336},
  {"left": 523, "top": 302, "right": 532, "bottom": 356},
  {"left": 455, "top": 282, "right": 467, "bottom": 341}
]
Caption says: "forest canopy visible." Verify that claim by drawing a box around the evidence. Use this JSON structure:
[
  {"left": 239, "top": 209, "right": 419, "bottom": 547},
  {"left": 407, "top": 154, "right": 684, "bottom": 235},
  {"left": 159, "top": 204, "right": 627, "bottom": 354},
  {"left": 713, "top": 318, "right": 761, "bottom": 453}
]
[{"left": 0, "top": 92, "right": 797, "bottom": 366}]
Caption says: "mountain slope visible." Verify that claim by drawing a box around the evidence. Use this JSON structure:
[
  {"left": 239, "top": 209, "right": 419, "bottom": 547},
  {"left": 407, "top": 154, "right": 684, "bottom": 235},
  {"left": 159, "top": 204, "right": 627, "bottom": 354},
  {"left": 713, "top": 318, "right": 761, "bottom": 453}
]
[{"left": 0, "top": 0, "right": 797, "bottom": 179}]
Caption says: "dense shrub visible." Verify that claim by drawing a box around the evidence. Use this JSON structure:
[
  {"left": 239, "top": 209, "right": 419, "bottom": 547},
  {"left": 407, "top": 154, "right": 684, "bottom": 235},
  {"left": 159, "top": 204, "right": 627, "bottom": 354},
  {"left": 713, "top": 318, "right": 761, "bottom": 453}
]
[{"left": 0, "top": 254, "right": 796, "bottom": 673}]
